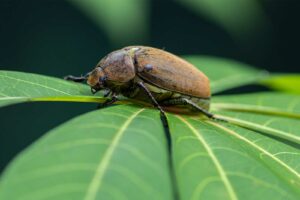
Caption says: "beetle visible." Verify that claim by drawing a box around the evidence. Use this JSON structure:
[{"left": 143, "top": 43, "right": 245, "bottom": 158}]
[{"left": 65, "top": 46, "right": 214, "bottom": 118}]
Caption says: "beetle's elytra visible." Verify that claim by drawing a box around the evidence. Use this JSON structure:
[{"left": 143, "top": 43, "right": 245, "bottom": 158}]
[{"left": 65, "top": 46, "right": 214, "bottom": 118}]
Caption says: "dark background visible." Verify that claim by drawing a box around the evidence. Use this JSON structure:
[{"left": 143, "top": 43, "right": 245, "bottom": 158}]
[{"left": 0, "top": 0, "right": 299, "bottom": 172}]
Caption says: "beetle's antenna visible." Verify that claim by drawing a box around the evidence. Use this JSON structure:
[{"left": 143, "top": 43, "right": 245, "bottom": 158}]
[{"left": 64, "top": 72, "right": 90, "bottom": 82}]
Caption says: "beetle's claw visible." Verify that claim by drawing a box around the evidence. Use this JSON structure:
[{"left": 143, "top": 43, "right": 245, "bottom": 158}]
[
  {"left": 98, "top": 96, "right": 118, "bottom": 109},
  {"left": 64, "top": 75, "right": 72, "bottom": 81},
  {"left": 91, "top": 88, "right": 97, "bottom": 94},
  {"left": 104, "top": 90, "right": 112, "bottom": 97},
  {"left": 211, "top": 115, "right": 228, "bottom": 123}
]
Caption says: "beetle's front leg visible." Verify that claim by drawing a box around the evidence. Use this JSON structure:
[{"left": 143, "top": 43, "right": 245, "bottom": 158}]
[
  {"left": 98, "top": 92, "right": 118, "bottom": 109},
  {"left": 64, "top": 73, "right": 90, "bottom": 82},
  {"left": 103, "top": 89, "right": 112, "bottom": 97}
]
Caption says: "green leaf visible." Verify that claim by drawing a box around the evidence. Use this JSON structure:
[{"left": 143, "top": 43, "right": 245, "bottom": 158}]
[
  {"left": 168, "top": 115, "right": 300, "bottom": 200},
  {"left": 1, "top": 61, "right": 300, "bottom": 200},
  {"left": 0, "top": 57, "right": 266, "bottom": 108},
  {"left": 212, "top": 93, "right": 300, "bottom": 144},
  {"left": 0, "top": 70, "right": 101, "bottom": 107},
  {"left": 212, "top": 92, "right": 300, "bottom": 118},
  {"left": 0, "top": 105, "right": 173, "bottom": 200},
  {"left": 184, "top": 56, "right": 267, "bottom": 94},
  {"left": 261, "top": 74, "right": 300, "bottom": 94},
  {"left": 167, "top": 92, "right": 300, "bottom": 199}
]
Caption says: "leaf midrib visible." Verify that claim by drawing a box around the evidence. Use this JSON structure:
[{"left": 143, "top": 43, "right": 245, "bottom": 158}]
[
  {"left": 83, "top": 108, "right": 145, "bottom": 200},
  {"left": 176, "top": 116, "right": 238, "bottom": 200}
]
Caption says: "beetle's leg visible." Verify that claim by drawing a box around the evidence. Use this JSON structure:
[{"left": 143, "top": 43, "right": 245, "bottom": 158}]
[
  {"left": 64, "top": 75, "right": 86, "bottom": 82},
  {"left": 162, "top": 98, "right": 216, "bottom": 119},
  {"left": 64, "top": 72, "right": 90, "bottom": 82},
  {"left": 137, "top": 82, "right": 169, "bottom": 128},
  {"left": 137, "top": 82, "right": 166, "bottom": 116},
  {"left": 103, "top": 89, "right": 112, "bottom": 97},
  {"left": 98, "top": 93, "right": 118, "bottom": 109},
  {"left": 183, "top": 98, "right": 214, "bottom": 118},
  {"left": 103, "top": 95, "right": 118, "bottom": 106}
]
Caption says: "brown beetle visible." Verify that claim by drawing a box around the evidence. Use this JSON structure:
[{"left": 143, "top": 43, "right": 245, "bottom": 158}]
[{"left": 65, "top": 46, "right": 214, "bottom": 118}]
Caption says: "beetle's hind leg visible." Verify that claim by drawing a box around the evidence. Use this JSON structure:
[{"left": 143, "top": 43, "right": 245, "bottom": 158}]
[{"left": 161, "top": 97, "right": 216, "bottom": 119}]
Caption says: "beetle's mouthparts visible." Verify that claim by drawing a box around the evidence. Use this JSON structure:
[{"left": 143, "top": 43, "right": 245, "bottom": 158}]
[{"left": 90, "top": 82, "right": 102, "bottom": 94}]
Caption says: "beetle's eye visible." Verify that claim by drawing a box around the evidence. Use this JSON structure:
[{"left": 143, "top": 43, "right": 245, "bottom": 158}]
[{"left": 99, "top": 76, "right": 107, "bottom": 82}]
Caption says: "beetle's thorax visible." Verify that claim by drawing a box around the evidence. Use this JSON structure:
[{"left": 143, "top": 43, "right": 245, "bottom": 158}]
[
  {"left": 98, "top": 49, "right": 136, "bottom": 83},
  {"left": 87, "top": 48, "right": 138, "bottom": 93}
]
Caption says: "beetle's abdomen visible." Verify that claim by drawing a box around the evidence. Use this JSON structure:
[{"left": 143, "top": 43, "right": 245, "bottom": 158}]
[
  {"left": 125, "top": 81, "right": 177, "bottom": 102},
  {"left": 124, "top": 81, "right": 210, "bottom": 111},
  {"left": 132, "top": 46, "right": 210, "bottom": 98}
]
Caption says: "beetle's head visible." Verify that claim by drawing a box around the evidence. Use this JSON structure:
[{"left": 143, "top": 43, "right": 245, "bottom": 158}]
[{"left": 87, "top": 67, "right": 107, "bottom": 94}]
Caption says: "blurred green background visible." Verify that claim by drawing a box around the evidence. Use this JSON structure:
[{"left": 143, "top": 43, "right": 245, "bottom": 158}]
[{"left": 0, "top": 0, "right": 299, "bottom": 172}]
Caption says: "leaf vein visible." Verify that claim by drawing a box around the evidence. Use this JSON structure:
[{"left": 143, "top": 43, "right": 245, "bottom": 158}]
[
  {"left": 207, "top": 121, "right": 300, "bottom": 180},
  {"left": 83, "top": 108, "right": 145, "bottom": 200},
  {"left": 176, "top": 116, "right": 238, "bottom": 200}
]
